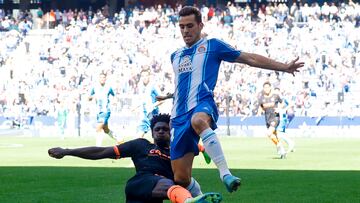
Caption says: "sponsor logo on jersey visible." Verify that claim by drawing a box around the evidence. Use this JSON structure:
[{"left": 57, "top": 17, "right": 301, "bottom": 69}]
[
  {"left": 149, "top": 149, "right": 170, "bottom": 159},
  {"left": 178, "top": 55, "right": 193, "bottom": 73}
]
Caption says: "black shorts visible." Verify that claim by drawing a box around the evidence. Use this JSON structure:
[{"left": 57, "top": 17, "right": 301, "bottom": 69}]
[
  {"left": 265, "top": 116, "right": 280, "bottom": 129},
  {"left": 125, "top": 173, "right": 164, "bottom": 203}
]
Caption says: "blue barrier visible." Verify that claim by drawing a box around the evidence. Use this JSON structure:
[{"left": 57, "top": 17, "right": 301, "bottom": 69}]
[{"left": 217, "top": 116, "right": 360, "bottom": 127}]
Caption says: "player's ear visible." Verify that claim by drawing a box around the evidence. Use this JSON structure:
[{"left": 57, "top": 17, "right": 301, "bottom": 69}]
[{"left": 199, "top": 22, "right": 204, "bottom": 30}]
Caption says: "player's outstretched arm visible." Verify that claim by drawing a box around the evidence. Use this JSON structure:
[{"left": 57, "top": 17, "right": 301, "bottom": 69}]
[
  {"left": 236, "top": 52, "right": 304, "bottom": 76},
  {"left": 48, "top": 146, "right": 115, "bottom": 160},
  {"left": 156, "top": 93, "right": 173, "bottom": 101}
]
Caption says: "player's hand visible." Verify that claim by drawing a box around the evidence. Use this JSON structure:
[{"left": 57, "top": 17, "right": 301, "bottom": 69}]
[
  {"left": 48, "top": 147, "right": 66, "bottom": 159},
  {"left": 285, "top": 57, "right": 305, "bottom": 76}
]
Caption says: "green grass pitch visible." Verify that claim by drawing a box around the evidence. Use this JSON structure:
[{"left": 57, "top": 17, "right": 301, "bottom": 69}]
[{"left": 0, "top": 135, "right": 359, "bottom": 203}]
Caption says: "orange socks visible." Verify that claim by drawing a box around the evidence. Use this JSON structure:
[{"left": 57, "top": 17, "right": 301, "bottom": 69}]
[
  {"left": 270, "top": 134, "right": 279, "bottom": 145},
  {"left": 167, "top": 185, "right": 192, "bottom": 203}
]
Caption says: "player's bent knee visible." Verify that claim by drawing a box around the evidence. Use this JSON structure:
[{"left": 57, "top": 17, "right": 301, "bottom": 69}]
[
  {"left": 191, "top": 115, "right": 210, "bottom": 133},
  {"left": 191, "top": 116, "right": 204, "bottom": 128},
  {"left": 266, "top": 130, "right": 273, "bottom": 137},
  {"left": 157, "top": 179, "right": 175, "bottom": 189}
]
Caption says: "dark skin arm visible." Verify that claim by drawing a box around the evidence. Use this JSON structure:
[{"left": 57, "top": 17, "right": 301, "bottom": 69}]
[{"left": 48, "top": 146, "right": 116, "bottom": 160}]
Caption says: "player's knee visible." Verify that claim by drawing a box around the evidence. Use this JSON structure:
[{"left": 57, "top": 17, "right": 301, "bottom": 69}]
[
  {"left": 191, "top": 115, "right": 210, "bottom": 133},
  {"left": 152, "top": 179, "right": 175, "bottom": 198},
  {"left": 157, "top": 179, "right": 175, "bottom": 189},
  {"left": 266, "top": 129, "right": 273, "bottom": 136},
  {"left": 191, "top": 116, "right": 203, "bottom": 127}
]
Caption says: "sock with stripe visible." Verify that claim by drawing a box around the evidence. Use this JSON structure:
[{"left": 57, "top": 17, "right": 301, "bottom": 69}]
[
  {"left": 186, "top": 177, "right": 202, "bottom": 197},
  {"left": 200, "top": 128, "right": 231, "bottom": 180}
]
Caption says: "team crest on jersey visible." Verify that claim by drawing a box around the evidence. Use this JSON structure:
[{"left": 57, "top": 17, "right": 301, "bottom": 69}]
[
  {"left": 178, "top": 55, "right": 193, "bottom": 73},
  {"left": 197, "top": 45, "right": 206, "bottom": 53}
]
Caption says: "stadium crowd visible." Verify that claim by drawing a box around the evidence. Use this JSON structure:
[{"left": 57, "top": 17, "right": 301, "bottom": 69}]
[{"left": 0, "top": 1, "right": 359, "bottom": 126}]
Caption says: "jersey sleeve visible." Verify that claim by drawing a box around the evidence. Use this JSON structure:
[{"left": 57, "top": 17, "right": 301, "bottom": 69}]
[
  {"left": 170, "top": 52, "right": 176, "bottom": 63},
  {"left": 113, "top": 138, "right": 148, "bottom": 159},
  {"left": 211, "top": 38, "right": 241, "bottom": 62}
]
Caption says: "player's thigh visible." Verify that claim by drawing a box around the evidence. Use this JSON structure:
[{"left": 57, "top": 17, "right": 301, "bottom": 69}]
[
  {"left": 125, "top": 174, "right": 164, "bottom": 202},
  {"left": 103, "top": 112, "right": 111, "bottom": 125},
  {"left": 267, "top": 117, "right": 279, "bottom": 131},
  {"left": 171, "top": 152, "right": 195, "bottom": 187},
  {"left": 170, "top": 118, "right": 199, "bottom": 160},
  {"left": 95, "top": 123, "right": 104, "bottom": 132},
  {"left": 152, "top": 178, "right": 175, "bottom": 198}
]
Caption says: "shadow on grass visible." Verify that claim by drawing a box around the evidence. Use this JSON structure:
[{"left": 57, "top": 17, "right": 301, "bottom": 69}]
[{"left": 0, "top": 167, "right": 359, "bottom": 203}]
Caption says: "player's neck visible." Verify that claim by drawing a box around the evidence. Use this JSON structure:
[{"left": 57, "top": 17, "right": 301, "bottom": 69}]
[
  {"left": 155, "top": 141, "right": 170, "bottom": 149},
  {"left": 185, "top": 37, "right": 202, "bottom": 48}
]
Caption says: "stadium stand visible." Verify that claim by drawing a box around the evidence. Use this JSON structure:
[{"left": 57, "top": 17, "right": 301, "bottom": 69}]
[{"left": 0, "top": 1, "right": 359, "bottom": 135}]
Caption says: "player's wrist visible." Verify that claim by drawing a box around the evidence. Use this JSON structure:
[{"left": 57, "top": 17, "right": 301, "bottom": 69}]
[{"left": 63, "top": 148, "right": 71, "bottom": 156}]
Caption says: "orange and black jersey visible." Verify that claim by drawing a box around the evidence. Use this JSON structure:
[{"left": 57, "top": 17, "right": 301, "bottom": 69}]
[
  {"left": 258, "top": 93, "right": 282, "bottom": 118},
  {"left": 113, "top": 138, "right": 173, "bottom": 180}
]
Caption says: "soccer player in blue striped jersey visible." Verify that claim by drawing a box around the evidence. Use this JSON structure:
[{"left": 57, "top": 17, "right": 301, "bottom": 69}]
[
  {"left": 89, "top": 72, "right": 122, "bottom": 146},
  {"left": 157, "top": 6, "right": 304, "bottom": 193},
  {"left": 136, "top": 70, "right": 163, "bottom": 138}
]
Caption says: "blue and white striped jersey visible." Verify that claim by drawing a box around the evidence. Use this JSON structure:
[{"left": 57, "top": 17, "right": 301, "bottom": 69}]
[
  {"left": 170, "top": 38, "right": 241, "bottom": 118},
  {"left": 138, "top": 83, "right": 159, "bottom": 119},
  {"left": 90, "top": 84, "right": 115, "bottom": 113}
]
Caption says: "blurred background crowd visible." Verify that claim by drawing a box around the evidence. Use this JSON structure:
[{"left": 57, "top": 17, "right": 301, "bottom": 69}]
[{"left": 0, "top": 0, "right": 359, "bottom": 128}]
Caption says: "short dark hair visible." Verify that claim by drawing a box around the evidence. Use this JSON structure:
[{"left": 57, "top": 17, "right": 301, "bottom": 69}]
[
  {"left": 150, "top": 113, "right": 171, "bottom": 130},
  {"left": 100, "top": 71, "right": 107, "bottom": 77},
  {"left": 263, "top": 81, "right": 271, "bottom": 87},
  {"left": 179, "top": 6, "right": 202, "bottom": 24}
]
